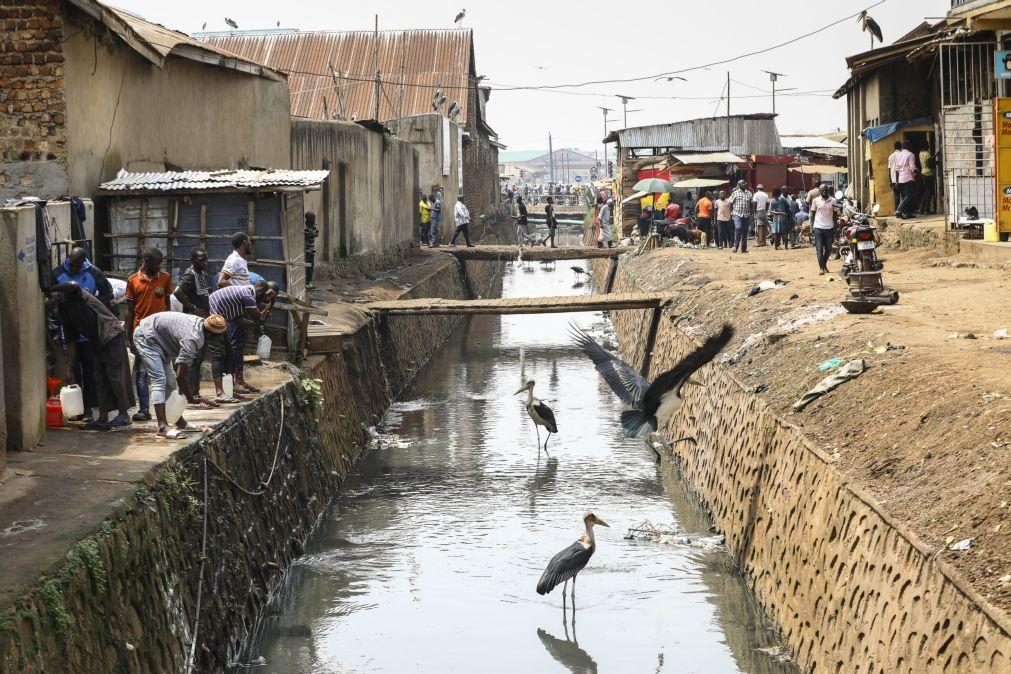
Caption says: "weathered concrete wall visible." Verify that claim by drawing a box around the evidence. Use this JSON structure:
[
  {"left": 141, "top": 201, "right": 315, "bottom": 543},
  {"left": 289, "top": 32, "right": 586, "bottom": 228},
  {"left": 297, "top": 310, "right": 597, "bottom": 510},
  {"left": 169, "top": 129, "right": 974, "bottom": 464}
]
[
  {"left": 290, "top": 120, "right": 416, "bottom": 274},
  {"left": 601, "top": 258, "right": 1011, "bottom": 673},
  {"left": 0, "top": 205, "right": 47, "bottom": 454},
  {"left": 387, "top": 114, "right": 461, "bottom": 242},
  {"left": 0, "top": 255, "right": 503, "bottom": 673},
  {"left": 61, "top": 16, "right": 291, "bottom": 198}
]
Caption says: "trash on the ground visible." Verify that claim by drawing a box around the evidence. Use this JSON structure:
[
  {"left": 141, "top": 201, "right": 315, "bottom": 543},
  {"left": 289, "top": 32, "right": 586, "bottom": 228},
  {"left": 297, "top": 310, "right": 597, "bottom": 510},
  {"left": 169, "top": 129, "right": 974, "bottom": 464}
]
[
  {"left": 887, "top": 343, "right": 906, "bottom": 351},
  {"left": 624, "top": 520, "right": 725, "bottom": 550},
  {"left": 789, "top": 293, "right": 799, "bottom": 300},
  {"left": 994, "top": 328, "right": 1009, "bottom": 340},
  {"left": 950, "top": 538, "right": 973, "bottom": 551},
  {"left": 999, "top": 574, "right": 1011, "bottom": 584},
  {"left": 793, "top": 359, "right": 866, "bottom": 411},
  {"left": 965, "top": 333, "right": 978, "bottom": 340},
  {"left": 751, "top": 383, "right": 769, "bottom": 394},
  {"left": 748, "top": 279, "right": 788, "bottom": 296},
  {"left": 754, "top": 645, "right": 794, "bottom": 663},
  {"left": 947, "top": 332, "right": 959, "bottom": 339},
  {"left": 818, "top": 357, "right": 844, "bottom": 372}
]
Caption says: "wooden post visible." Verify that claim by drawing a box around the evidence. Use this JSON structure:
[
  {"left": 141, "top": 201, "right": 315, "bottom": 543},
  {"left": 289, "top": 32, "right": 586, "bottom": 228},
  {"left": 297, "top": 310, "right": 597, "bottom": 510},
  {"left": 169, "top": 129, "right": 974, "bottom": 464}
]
[
  {"left": 167, "top": 198, "right": 178, "bottom": 275},
  {"left": 640, "top": 306, "right": 662, "bottom": 377},
  {"left": 247, "top": 197, "right": 257, "bottom": 260},
  {"left": 604, "top": 257, "right": 619, "bottom": 293},
  {"left": 199, "top": 203, "right": 207, "bottom": 249},
  {"left": 138, "top": 198, "right": 148, "bottom": 264}
]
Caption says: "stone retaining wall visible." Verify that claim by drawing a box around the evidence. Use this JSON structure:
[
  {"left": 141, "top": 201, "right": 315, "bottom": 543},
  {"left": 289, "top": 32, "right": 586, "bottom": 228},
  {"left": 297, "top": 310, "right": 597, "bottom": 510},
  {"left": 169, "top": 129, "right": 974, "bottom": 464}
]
[
  {"left": 596, "top": 257, "right": 1011, "bottom": 673},
  {"left": 0, "top": 255, "right": 502, "bottom": 673}
]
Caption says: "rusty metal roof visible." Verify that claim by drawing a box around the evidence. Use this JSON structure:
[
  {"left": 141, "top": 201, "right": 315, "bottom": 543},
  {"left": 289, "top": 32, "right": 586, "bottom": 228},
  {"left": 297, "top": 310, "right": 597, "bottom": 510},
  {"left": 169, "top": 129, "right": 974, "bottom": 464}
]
[
  {"left": 96, "top": 169, "right": 329, "bottom": 194},
  {"left": 200, "top": 29, "right": 475, "bottom": 122},
  {"left": 606, "top": 114, "right": 782, "bottom": 156},
  {"left": 64, "top": 0, "right": 283, "bottom": 80}
]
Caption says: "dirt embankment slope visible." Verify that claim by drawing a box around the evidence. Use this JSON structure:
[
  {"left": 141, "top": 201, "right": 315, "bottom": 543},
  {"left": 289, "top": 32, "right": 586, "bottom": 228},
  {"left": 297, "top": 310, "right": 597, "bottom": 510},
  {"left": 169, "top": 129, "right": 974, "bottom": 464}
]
[{"left": 621, "top": 243, "right": 1011, "bottom": 614}]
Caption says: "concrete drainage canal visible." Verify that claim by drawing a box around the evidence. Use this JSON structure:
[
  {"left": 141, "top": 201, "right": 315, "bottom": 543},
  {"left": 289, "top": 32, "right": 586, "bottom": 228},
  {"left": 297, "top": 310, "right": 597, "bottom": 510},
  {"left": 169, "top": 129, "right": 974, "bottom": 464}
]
[{"left": 236, "top": 246, "right": 797, "bottom": 673}]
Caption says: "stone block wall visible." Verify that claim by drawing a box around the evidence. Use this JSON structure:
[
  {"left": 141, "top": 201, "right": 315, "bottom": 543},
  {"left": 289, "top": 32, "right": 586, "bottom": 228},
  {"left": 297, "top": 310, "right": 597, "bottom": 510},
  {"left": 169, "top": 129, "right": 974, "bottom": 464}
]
[
  {"left": 0, "top": 0, "right": 69, "bottom": 198},
  {"left": 603, "top": 260, "right": 1011, "bottom": 673}
]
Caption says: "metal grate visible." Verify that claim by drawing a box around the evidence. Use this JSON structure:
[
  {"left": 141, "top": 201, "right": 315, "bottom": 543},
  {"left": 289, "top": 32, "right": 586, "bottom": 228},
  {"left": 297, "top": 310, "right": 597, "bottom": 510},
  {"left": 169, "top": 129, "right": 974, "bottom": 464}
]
[{"left": 940, "top": 42, "right": 996, "bottom": 108}]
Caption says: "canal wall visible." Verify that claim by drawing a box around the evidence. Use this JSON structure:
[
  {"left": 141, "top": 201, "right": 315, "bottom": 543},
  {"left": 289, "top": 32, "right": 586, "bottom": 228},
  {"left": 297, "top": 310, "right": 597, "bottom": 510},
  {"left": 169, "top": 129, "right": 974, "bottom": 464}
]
[
  {"left": 593, "top": 256, "right": 1011, "bottom": 674},
  {"left": 0, "top": 255, "right": 502, "bottom": 673}
]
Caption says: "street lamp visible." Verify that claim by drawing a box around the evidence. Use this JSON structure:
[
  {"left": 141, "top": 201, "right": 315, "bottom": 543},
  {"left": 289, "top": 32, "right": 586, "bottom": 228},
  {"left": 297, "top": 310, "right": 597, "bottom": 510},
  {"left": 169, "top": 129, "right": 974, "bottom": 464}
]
[
  {"left": 616, "top": 94, "right": 636, "bottom": 128},
  {"left": 597, "top": 106, "right": 614, "bottom": 178},
  {"left": 762, "top": 71, "right": 788, "bottom": 115}
]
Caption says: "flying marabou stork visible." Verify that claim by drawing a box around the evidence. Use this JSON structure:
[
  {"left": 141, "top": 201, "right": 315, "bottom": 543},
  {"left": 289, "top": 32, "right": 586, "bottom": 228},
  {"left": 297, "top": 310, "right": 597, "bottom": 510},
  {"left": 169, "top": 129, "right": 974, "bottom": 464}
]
[
  {"left": 454, "top": 9, "right": 466, "bottom": 25},
  {"left": 570, "top": 323, "right": 734, "bottom": 438},
  {"left": 515, "top": 380, "right": 557, "bottom": 453},
  {"left": 224, "top": 17, "right": 238, "bottom": 30},
  {"left": 537, "top": 512, "right": 609, "bottom": 599}
]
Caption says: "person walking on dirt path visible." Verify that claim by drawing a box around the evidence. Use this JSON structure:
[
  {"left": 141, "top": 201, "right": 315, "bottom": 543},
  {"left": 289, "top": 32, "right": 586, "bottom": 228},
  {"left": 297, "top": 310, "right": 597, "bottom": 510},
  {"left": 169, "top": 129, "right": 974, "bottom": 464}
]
[
  {"left": 696, "top": 191, "right": 714, "bottom": 247},
  {"left": 515, "top": 196, "right": 535, "bottom": 245},
  {"left": 418, "top": 194, "right": 432, "bottom": 245},
  {"left": 894, "top": 140, "right": 919, "bottom": 219},
  {"left": 769, "top": 187, "right": 791, "bottom": 250},
  {"left": 133, "top": 312, "right": 227, "bottom": 438},
  {"left": 543, "top": 196, "right": 558, "bottom": 248},
  {"left": 125, "top": 247, "right": 172, "bottom": 422},
  {"left": 752, "top": 184, "right": 770, "bottom": 246},
  {"left": 450, "top": 195, "right": 475, "bottom": 247},
  {"left": 729, "top": 180, "right": 754, "bottom": 254},
  {"left": 714, "top": 190, "right": 732, "bottom": 249},
  {"left": 809, "top": 184, "right": 838, "bottom": 274}
]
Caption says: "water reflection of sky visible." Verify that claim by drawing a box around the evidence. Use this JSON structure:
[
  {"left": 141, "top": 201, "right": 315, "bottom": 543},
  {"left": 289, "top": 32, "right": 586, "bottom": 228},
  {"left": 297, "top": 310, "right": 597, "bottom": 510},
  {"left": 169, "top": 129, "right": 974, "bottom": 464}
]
[{"left": 251, "top": 253, "right": 795, "bottom": 674}]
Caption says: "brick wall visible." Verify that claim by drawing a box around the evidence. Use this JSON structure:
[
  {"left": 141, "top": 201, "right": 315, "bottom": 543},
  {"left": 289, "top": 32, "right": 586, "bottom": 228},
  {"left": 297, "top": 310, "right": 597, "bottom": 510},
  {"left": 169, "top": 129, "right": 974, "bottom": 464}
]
[
  {"left": 462, "top": 85, "right": 501, "bottom": 224},
  {"left": 0, "top": 0, "right": 66, "bottom": 166}
]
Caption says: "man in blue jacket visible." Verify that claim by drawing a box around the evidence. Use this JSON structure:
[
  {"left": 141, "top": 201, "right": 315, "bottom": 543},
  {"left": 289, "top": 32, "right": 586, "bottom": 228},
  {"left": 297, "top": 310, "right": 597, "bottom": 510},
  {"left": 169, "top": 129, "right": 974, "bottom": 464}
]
[{"left": 52, "top": 247, "right": 114, "bottom": 420}]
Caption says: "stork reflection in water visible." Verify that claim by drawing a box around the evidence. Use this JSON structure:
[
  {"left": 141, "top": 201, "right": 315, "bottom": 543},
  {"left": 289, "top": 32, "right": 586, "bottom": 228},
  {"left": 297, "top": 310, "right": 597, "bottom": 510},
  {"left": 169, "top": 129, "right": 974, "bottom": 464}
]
[
  {"left": 537, "top": 512, "right": 609, "bottom": 602},
  {"left": 515, "top": 380, "right": 557, "bottom": 454}
]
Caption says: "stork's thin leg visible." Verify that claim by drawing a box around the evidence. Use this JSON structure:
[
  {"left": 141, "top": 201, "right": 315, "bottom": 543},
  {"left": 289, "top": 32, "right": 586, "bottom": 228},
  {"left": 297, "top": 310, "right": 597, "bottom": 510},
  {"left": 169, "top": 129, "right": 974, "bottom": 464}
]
[
  {"left": 535, "top": 425, "right": 542, "bottom": 451},
  {"left": 571, "top": 574, "right": 576, "bottom": 605},
  {"left": 543, "top": 432, "right": 551, "bottom": 456}
]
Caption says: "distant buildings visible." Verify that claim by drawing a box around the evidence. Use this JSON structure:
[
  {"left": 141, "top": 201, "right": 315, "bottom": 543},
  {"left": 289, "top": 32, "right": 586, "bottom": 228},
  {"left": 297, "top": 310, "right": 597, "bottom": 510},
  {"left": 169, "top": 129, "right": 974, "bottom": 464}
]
[{"left": 500, "top": 148, "right": 601, "bottom": 185}]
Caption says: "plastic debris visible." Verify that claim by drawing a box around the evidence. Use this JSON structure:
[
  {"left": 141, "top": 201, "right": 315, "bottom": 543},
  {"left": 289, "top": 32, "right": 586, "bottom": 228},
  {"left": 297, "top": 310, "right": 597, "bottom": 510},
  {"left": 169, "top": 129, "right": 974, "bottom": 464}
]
[
  {"left": 793, "top": 359, "right": 866, "bottom": 411},
  {"left": 950, "top": 538, "right": 973, "bottom": 551},
  {"left": 818, "top": 357, "right": 844, "bottom": 372},
  {"left": 947, "top": 333, "right": 959, "bottom": 339},
  {"left": 965, "top": 333, "right": 978, "bottom": 340},
  {"left": 624, "top": 520, "right": 725, "bottom": 550},
  {"left": 748, "top": 279, "right": 789, "bottom": 296},
  {"left": 995, "top": 328, "right": 1009, "bottom": 340}
]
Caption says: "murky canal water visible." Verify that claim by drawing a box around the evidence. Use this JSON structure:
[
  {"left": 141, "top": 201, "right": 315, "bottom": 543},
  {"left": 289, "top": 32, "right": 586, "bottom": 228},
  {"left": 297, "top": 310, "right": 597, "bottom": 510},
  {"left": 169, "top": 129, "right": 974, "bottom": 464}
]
[{"left": 251, "top": 249, "right": 796, "bottom": 673}]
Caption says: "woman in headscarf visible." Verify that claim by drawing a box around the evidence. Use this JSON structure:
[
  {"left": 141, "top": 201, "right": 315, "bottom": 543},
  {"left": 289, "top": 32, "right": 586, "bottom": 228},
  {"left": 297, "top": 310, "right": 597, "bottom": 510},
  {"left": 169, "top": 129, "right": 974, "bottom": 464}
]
[{"left": 598, "top": 198, "right": 614, "bottom": 248}]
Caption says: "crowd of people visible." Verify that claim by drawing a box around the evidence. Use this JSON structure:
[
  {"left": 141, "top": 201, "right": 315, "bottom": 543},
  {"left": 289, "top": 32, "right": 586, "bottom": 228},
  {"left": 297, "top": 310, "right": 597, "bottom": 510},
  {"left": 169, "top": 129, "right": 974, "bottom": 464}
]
[
  {"left": 888, "top": 139, "right": 936, "bottom": 219},
  {"left": 46, "top": 230, "right": 281, "bottom": 438}
]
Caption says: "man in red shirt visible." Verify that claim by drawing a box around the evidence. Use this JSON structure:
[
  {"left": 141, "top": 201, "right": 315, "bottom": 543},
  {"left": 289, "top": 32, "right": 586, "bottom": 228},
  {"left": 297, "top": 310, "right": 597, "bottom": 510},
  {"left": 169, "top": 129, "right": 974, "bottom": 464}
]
[
  {"left": 125, "top": 247, "right": 173, "bottom": 421},
  {"left": 664, "top": 200, "right": 681, "bottom": 222}
]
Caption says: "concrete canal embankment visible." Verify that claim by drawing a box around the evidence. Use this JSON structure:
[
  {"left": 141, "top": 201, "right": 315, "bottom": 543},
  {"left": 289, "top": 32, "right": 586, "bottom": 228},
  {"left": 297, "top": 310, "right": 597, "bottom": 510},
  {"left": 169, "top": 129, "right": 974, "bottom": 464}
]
[
  {"left": 0, "top": 254, "right": 502, "bottom": 673},
  {"left": 591, "top": 250, "right": 1011, "bottom": 673}
]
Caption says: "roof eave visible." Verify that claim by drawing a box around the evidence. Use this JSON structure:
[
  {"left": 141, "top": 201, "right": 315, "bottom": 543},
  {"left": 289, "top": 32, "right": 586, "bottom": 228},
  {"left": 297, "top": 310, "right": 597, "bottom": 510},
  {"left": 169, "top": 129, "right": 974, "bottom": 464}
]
[
  {"left": 65, "top": 0, "right": 165, "bottom": 67},
  {"left": 169, "top": 44, "right": 285, "bottom": 81}
]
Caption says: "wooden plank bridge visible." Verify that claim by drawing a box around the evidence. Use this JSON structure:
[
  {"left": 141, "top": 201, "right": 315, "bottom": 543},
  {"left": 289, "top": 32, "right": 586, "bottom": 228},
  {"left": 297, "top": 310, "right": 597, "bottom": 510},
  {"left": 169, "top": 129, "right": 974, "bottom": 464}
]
[
  {"left": 366, "top": 291, "right": 667, "bottom": 316},
  {"left": 446, "top": 245, "right": 628, "bottom": 261}
]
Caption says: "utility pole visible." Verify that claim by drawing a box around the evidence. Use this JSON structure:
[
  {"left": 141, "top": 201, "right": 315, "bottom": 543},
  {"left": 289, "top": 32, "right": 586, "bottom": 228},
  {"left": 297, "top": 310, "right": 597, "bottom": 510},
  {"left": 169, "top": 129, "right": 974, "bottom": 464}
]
[
  {"left": 763, "top": 70, "right": 785, "bottom": 115},
  {"left": 617, "top": 94, "right": 636, "bottom": 128},
  {"left": 372, "top": 15, "right": 381, "bottom": 121},
  {"left": 726, "top": 72, "right": 731, "bottom": 152},
  {"left": 597, "top": 106, "right": 613, "bottom": 182},
  {"left": 548, "top": 132, "right": 555, "bottom": 186}
]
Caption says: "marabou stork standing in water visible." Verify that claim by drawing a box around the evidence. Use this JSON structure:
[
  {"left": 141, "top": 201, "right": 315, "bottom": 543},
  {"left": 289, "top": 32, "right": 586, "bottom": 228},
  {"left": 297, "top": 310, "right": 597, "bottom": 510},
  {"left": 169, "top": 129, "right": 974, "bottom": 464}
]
[
  {"left": 537, "top": 512, "right": 609, "bottom": 601},
  {"left": 515, "top": 380, "right": 557, "bottom": 453},
  {"left": 570, "top": 323, "right": 734, "bottom": 439},
  {"left": 570, "top": 265, "right": 587, "bottom": 283}
]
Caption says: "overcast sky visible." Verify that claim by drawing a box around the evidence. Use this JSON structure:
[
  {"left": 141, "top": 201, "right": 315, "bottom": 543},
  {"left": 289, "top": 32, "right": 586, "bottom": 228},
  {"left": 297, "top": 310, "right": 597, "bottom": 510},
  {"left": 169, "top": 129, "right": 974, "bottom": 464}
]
[{"left": 114, "top": 0, "right": 950, "bottom": 152}]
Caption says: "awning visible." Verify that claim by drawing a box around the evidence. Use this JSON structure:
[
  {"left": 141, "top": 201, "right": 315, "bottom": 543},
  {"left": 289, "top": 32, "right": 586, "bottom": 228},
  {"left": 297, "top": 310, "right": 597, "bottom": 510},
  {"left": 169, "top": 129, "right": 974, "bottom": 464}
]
[
  {"left": 671, "top": 151, "right": 745, "bottom": 165},
  {"left": 621, "top": 190, "right": 647, "bottom": 204},
  {"left": 862, "top": 117, "right": 932, "bottom": 143},
  {"left": 671, "top": 178, "right": 729, "bottom": 188},
  {"left": 789, "top": 165, "right": 848, "bottom": 175}
]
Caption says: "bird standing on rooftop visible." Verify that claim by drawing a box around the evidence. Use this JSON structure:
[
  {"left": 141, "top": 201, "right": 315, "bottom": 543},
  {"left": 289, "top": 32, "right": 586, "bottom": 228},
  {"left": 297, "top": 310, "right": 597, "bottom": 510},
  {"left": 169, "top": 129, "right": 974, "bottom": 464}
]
[
  {"left": 570, "top": 323, "right": 734, "bottom": 438},
  {"left": 515, "top": 380, "right": 557, "bottom": 454},
  {"left": 454, "top": 9, "right": 466, "bottom": 25},
  {"left": 858, "top": 10, "right": 883, "bottom": 48},
  {"left": 224, "top": 17, "right": 238, "bottom": 30},
  {"left": 537, "top": 512, "right": 609, "bottom": 601}
]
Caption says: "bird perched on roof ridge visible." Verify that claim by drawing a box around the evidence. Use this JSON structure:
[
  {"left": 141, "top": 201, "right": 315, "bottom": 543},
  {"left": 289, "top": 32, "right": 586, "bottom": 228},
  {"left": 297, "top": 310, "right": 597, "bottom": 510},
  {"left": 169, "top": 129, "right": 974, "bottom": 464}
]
[
  {"left": 570, "top": 323, "right": 734, "bottom": 438},
  {"left": 224, "top": 17, "right": 238, "bottom": 30},
  {"left": 515, "top": 380, "right": 557, "bottom": 453},
  {"left": 537, "top": 512, "right": 609, "bottom": 599},
  {"left": 857, "top": 10, "right": 883, "bottom": 46},
  {"left": 454, "top": 9, "right": 466, "bottom": 25}
]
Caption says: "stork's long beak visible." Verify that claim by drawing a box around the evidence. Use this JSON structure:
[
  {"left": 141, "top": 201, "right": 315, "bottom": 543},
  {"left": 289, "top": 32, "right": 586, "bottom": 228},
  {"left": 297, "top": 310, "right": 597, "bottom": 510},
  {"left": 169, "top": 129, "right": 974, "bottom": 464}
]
[
  {"left": 513, "top": 386, "right": 526, "bottom": 396},
  {"left": 594, "top": 517, "right": 610, "bottom": 528}
]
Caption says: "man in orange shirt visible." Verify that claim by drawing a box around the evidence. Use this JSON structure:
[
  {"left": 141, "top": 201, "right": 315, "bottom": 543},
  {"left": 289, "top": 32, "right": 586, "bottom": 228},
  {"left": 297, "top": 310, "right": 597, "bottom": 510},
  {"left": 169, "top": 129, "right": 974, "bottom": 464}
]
[
  {"left": 695, "top": 190, "right": 714, "bottom": 247},
  {"left": 125, "top": 247, "right": 173, "bottom": 421}
]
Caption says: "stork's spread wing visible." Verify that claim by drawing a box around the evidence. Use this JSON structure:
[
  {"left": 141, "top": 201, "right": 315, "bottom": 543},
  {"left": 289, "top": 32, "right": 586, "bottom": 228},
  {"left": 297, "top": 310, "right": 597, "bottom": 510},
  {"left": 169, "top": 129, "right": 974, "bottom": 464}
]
[
  {"left": 569, "top": 324, "right": 648, "bottom": 407},
  {"left": 642, "top": 325, "right": 734, "bottom": 416},
  {"left": 536, "top": 628, "right": 599, "bottom": 674},
  {"left": 533, "top": 400, "right": 558, "bottom": 433},
  {"left": 536, "top": 541, "right": 593, "bottom": 595}
]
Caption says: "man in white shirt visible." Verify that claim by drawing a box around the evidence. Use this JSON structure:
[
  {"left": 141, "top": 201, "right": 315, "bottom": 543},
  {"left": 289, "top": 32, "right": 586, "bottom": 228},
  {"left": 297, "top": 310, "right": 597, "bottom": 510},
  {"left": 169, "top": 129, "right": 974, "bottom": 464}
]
[
  {"left": 886, "top": 141, "right": 902, "bottom": 214},
  {"left": 219, "top": 231, "right": 252, "bottom": 287},
  {"left": 752, "top": 184, "right": 770, "bottom": 246},
  {"left": 808, "top": 184, "right": 837, "bottom": 275},
  {"left": 893, "top": 140, "right": 919, "bottom": 219},
  {"left": 449, "top": 195, "right": 475, "bottom": 247}
]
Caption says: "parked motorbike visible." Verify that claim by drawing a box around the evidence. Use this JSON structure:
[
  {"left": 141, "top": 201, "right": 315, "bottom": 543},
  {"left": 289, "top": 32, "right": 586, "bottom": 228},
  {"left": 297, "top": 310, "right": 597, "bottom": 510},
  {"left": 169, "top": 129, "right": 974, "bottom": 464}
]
[{"left": 834, "top": 191, "right": 899, "bottom": 313}]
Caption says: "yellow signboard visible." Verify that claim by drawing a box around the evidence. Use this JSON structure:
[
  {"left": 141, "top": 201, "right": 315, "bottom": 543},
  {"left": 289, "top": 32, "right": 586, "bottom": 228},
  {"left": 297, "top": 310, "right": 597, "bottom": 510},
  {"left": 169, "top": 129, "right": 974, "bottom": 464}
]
[{"left": 995, "top": 98, "right": 1011, "bottom": 233}]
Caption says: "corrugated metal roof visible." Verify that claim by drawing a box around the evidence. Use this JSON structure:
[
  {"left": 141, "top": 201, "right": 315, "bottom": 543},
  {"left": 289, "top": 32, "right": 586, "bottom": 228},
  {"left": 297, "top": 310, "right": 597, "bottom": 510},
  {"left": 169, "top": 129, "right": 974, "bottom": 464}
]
[
  {"left": 611, "top": 115, "right": 782, "bottom": 155},
  {"left": 97, "top": 169, "right": 329, "bottom": 193},
  {"left": 780, "top": 135, "right": 847, "bottom": 149},
  {"left": 65, "top": 0, "right": 282, "bottom": 79},
  {"left": 672, "top": 151, "right": 746, "bottom": 165},
  {"left": 200, "top": 29, "right": 474, "bottom": 122}
]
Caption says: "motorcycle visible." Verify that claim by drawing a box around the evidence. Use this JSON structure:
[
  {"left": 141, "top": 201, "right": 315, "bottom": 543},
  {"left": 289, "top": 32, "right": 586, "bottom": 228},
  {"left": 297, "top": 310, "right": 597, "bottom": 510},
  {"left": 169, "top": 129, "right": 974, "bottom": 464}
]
[{"left": 833, "top": 191, "right": 899, "bottom": 313}]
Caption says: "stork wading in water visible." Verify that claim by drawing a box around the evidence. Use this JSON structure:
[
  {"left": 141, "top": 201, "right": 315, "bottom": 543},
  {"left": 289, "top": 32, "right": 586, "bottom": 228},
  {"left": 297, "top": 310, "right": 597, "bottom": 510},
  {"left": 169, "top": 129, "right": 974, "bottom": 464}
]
[
  {"left": 570, "top": 265, "right": 587, "bottom": 284},
  {"left": 515, "top": 380, "right": 557, "bottom": 454},
  {"left": 537, "top": 512, "right": 609, "bottom": 601},
  {"left": 570, "top": 323, "right": 734, "bottom": 440}
]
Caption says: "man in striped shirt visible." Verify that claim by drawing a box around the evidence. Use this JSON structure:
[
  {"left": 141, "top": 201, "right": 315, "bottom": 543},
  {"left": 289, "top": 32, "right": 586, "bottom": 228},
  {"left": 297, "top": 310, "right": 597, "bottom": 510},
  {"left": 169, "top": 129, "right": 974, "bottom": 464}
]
[
  {"left": 728, "top": 180, "right": 754, "bottom": 254},
  {"left": 208, "top": 281, "right": 278, "bottom": 399}
]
